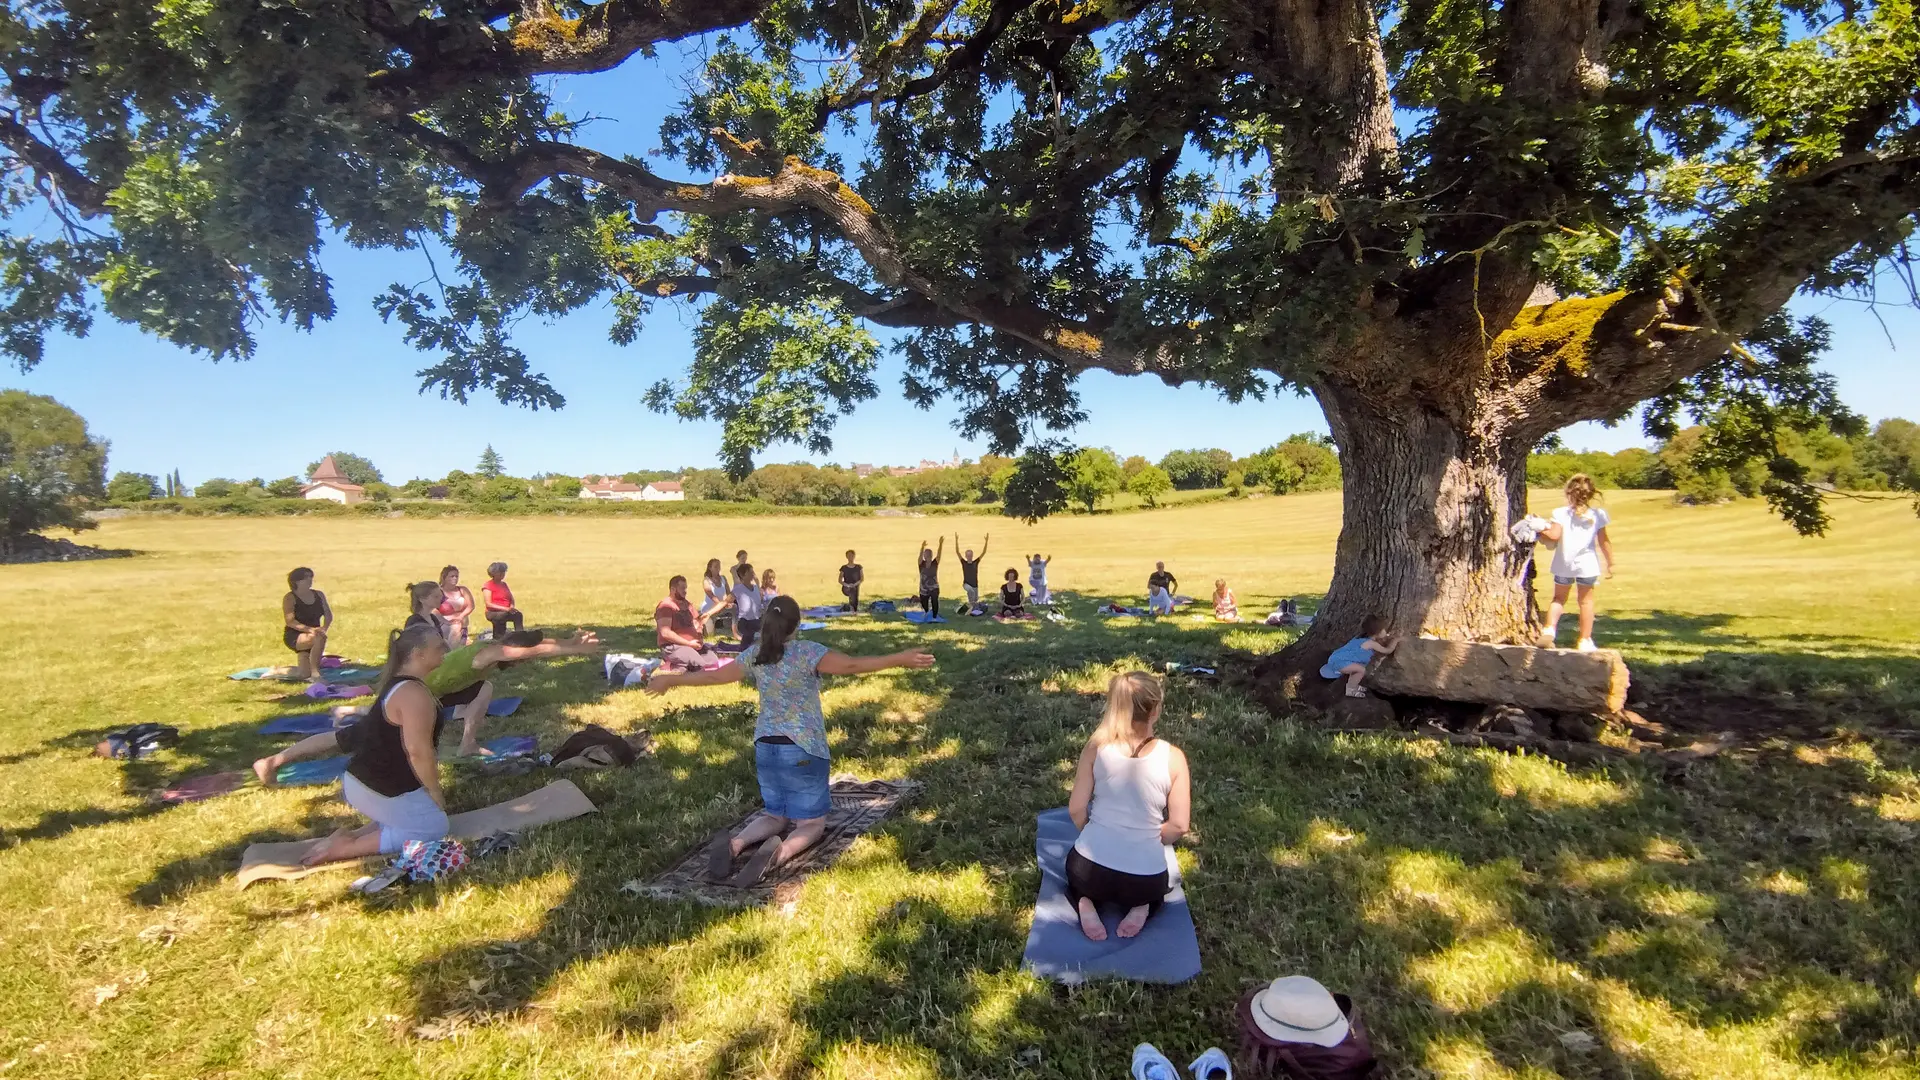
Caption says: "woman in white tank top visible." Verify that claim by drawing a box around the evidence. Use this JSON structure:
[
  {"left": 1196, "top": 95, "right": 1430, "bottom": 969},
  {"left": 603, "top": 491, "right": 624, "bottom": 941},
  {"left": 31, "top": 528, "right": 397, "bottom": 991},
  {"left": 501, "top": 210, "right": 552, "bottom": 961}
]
[{"left": 1066, "top": 672, "right": 1192, "bottom": 941}]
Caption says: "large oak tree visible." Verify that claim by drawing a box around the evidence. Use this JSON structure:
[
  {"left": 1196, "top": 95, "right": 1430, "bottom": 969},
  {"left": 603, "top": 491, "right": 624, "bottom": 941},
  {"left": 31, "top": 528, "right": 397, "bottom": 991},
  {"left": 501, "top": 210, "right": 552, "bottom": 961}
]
[{"left": 2, "top": 0, "right": 1914, "bottom": 662}]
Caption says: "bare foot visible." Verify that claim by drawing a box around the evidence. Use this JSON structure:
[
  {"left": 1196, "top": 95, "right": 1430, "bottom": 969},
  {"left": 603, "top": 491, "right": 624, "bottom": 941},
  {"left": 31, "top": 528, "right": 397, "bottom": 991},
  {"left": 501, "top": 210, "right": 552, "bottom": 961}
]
[
  {"left": 1117, "top": 904, "right": 1152, "bottom": 938},
  {"left": 300, "top": 827, "right": 354, "bottom": 866},
  {"left": 252, "top": 756, "right": 280, "bottom": 788},
  {"left": 1076, "top": 898, "right": 1108, "bottom": 941}
]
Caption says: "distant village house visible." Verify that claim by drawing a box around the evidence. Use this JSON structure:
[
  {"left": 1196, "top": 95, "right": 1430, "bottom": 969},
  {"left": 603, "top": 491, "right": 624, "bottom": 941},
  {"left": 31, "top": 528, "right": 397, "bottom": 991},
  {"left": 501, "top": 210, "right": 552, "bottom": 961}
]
[
  {"left": 641, "top": 481, "right": 684, "bottom": 501},
  {"left": 577, "top": 476, "right": 645, "bottom": 501},
  {"left": 303, "top": 455, "right": 365, "bottom": 504}
]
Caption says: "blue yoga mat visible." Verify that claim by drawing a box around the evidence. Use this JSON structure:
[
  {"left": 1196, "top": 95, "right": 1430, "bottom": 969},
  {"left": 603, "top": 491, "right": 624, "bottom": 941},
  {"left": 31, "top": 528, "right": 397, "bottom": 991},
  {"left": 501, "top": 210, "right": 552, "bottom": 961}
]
[
  {"left": 476, "top": 735, "right": 537, "bottom": 758},
  {"left": 798, "top": 621, "right": 828, "bottom": 631},
  {"left": 901, "top": 611, "right": 947, "bottom": 624},
  {"left": 1020, "top": 807, "right": 1201, "bottom": 985},
  {"left": 272, "top": 734, "right": 538, "bottom": 786},
  {"left": 258, "top": 712, "right": 338, "bottom": 736},
  {"left": 440, "top": 695, "right": 522, "bottom": 721},
  {"left": 275, "top": 756, "right": 348, "bottom": 787}
]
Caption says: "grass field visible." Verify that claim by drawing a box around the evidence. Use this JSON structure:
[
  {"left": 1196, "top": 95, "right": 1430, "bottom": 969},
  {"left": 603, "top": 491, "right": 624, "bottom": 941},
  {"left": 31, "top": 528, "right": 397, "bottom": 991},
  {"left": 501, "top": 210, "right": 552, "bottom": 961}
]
[{"left": 2, "top": 489, "right": 1919, "bottom": 1079}]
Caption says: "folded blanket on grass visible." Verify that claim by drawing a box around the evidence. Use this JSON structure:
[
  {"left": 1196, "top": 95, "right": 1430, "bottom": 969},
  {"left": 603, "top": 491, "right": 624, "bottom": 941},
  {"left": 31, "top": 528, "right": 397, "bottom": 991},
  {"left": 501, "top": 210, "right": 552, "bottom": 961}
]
[
  {"left": 236, "top": 779, "right": 598, "bottom": 887},
  {"left": 901, "top": 611, "right": 947, "bottom": 624},
  {"left": 1020, "top": 807, "right": 1200, "bottom": 985},
  {"left": 623, "top": 778, "right": 920, "bottom": 907}
]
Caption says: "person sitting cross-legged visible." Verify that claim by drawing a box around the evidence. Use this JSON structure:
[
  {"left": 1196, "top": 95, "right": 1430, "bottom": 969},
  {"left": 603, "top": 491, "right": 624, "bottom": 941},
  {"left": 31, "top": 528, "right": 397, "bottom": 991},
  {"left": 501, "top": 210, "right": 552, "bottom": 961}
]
[
  {"left": 1066, "top": 671, "right": 1191, "bottom": 941},
  {"left": 647, "top": 596, "right": 935, "bottom": 885}
]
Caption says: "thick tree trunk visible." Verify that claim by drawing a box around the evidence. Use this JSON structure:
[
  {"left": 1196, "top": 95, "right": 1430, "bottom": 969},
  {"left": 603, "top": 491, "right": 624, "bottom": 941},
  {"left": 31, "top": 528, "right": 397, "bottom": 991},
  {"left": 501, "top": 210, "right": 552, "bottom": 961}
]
[{"left": 1280, "top": 379, "right": 1536, "bottom": 678}]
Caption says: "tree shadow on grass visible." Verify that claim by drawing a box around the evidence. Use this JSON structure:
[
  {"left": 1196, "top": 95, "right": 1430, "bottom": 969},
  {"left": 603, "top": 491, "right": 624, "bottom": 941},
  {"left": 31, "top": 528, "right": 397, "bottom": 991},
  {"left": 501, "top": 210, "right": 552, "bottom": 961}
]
[{"left": 81, "top": 611, "right": 1920, "bottom": 1077}]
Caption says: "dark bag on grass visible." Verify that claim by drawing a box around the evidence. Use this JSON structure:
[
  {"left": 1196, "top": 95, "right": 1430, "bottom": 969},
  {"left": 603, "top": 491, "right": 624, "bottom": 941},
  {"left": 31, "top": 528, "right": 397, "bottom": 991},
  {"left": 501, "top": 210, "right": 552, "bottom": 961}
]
[
  {"left": 95, "top": 723, "right": 180, "bottom": 760},
  {"left": 1237, "top": 989, "right": 1377, "bottom": 1080},
  {"left": 550, "top": 725, "right": 639, "bottom": 770}
]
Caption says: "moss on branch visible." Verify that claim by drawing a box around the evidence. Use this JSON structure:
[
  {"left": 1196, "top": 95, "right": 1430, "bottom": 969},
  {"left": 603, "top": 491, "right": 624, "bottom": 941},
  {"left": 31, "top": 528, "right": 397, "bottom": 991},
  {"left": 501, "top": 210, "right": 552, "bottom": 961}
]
[{"left": 1490, "top": 292, "right": 1626, "bottom": 376}]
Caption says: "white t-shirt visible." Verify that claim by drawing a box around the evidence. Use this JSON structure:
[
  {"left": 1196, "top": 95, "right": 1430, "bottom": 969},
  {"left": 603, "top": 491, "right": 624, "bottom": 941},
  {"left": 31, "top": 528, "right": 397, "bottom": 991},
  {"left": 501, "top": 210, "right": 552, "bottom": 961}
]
[{"left": 1549, "top": 505, "right": 1610, "bottom": 579}]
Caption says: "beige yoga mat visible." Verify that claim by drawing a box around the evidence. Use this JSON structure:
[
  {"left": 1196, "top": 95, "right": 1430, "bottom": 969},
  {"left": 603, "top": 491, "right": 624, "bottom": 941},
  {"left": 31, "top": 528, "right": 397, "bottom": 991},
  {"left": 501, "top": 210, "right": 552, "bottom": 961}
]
[{"left": 236, "top": 779, "right": 598, "bottom": 888}]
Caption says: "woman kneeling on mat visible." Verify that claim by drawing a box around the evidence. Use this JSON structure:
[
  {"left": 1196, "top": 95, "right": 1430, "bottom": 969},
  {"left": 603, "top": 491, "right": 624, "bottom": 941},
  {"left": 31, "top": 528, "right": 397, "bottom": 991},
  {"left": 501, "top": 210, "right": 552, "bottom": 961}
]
[
  {"left": 282, "top": 567, "right": 333, "bottom": 683},
  {"left": 1067, "top": 671, "right": 1191, "bottom": 941},
  {"left": 647, "top": 595, "right": 935, "bottom": 886},
  {"left": 303, "top": 623, "right": 450, "bottom": 865}
]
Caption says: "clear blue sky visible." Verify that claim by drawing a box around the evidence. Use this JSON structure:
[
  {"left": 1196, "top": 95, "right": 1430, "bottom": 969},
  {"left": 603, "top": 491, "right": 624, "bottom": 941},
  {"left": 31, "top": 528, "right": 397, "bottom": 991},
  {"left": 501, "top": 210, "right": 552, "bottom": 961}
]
[{"left": 4, "top": 48, "right": 1918, "bottom": 486}]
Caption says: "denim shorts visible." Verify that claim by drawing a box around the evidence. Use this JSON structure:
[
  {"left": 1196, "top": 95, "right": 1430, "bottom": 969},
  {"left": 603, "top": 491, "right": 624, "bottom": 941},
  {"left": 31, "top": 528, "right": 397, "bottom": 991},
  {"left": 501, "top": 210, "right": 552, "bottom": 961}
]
[
  {"left": 342, "top": 773, "right": 450, "bottom": 854},
  {"left": 754, "top": 739, "right": 831, "bottom": 821},
  {"left": 1554, "top": 574, "right": 1600, "bottom": 587}
]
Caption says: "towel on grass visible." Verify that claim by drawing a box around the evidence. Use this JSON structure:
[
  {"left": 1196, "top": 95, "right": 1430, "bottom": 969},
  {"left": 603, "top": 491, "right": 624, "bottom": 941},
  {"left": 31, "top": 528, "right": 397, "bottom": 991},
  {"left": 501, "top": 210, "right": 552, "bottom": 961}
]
[
  {"left": 236, "top": 779, "right": 598, "bottom": 887},
  {"left": 1098, "top": 604, "right": 1150, "bottom": 617},
  {"left": 901, "top": 611, "right": 947, "bottom": 624},
  {"left": 1020, "top": 807, "right": 1200, "bottom": 985},
  {"left": 303, "top": 683, "right": 374, "bottom": 700},
  {"left": 440, "top": 695, "right": 523, "bottom": 721},
  {"left": 161, "top": 771, "right": 248, "bottom": 804},
  {"left": 624, "top": 778, "right": 920, "bottom": 907},
  {"left": 800, "top": 606, "right": 857, "bottom": 619},
  {"left": 229, "top": 667, "right": 300, "bottom": 681}
]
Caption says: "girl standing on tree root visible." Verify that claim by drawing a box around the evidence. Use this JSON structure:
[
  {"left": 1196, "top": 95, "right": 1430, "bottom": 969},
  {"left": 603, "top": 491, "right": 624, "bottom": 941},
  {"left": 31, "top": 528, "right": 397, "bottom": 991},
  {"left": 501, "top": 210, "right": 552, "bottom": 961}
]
[
  {"left": 647, "top": 595, "right": 934, "bottom": 886},
  {"left": 1539, "top": 474, "right": 1615, "bottom": 652},
  {"left": 1319, "top": 614, "right": 1398, "bottom": 698}
]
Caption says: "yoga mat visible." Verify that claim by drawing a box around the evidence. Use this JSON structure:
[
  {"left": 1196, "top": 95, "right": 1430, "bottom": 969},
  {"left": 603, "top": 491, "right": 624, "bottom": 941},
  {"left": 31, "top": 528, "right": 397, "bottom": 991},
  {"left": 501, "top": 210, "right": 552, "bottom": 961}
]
[
  {"left": 161, "top": 771, "right": 248, "bottom": 804},
  {"left": 1020, "top": 807, "right": 1200, "bottom": 985},
  {"left": 624, "top": 778, "right": 920, "bottom": 907},
  {"left": 229, "top": 667, "right": 297, "bottom": 681},
  {"left": 440, "top": 695, "right": 522, "bottom": 721},
  {"left": 800, "top": 607, "right": 857, "bottom": 618},
  {"left": 275, "top": 757, "right": 348, "bottom": 787},
  {"left": 901, "top": 611, "right": 947, "bottom": 624},
  {"left": 798, "top": 621, "right": 827, "bottom": 631},
  {"left": 258, "top": 712, "right": 339, "bottom": 736},
  {"left": 236, "top": 779, "right": 599, "bottom": 887},
  {"left": 304, "top": 683, "right": 373, "bottom": 700},
  {"left": 474, "top": 735, "right": 537, "bottom": 758}
]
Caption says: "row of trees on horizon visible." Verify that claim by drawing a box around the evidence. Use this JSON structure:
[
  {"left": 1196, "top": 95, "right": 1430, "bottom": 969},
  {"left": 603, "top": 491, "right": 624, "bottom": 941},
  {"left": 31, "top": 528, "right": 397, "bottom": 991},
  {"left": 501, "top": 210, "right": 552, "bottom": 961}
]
[{"left": 98, "top": 419, "right": 1920, "bottom": 511}]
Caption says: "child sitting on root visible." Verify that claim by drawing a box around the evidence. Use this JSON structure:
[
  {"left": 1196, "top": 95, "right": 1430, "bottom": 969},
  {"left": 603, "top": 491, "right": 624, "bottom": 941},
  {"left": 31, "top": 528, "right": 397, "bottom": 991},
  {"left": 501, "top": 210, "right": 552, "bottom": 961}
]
[{"left": 1319, "top": 614, "right": 1399, "bottom": 698}]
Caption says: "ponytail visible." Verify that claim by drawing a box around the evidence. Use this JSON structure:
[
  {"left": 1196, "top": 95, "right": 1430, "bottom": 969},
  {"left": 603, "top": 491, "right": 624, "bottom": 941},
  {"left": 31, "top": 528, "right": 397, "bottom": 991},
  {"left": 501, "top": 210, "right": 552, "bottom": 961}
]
[
  {"left": 754, "top": 595, "right": 802, "bottom": 665},
  {"left": 1090, "top": 671, "right": 1164, "bottom": 751},
  {"left": 406, "top": 580, "right": 439, "bottom": 615},
  {"left": 373, "top": 622, "right": 445, "bottom": 701}
]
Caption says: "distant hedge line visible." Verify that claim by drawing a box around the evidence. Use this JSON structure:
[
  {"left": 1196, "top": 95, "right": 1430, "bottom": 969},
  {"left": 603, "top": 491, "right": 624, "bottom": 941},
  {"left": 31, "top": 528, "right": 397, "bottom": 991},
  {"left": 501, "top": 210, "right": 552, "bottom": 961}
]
[{"left": 98, "top": 490, "right": 1243, "bottom": 520}]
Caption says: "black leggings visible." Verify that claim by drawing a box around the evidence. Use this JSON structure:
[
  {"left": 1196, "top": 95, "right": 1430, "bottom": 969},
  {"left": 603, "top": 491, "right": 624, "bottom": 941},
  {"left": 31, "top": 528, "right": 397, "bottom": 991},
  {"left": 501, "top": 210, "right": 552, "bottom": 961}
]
[
  {"left": 919, "top": 591, "right": 940, "bottom": 617},
  {"left": 1066, "top": 848, "right": 1168, "bottom": 915},
  {"left": 488, "top": 608, "right": 523, "bottom": 638},
  {"left": 841, "top": 586, "right": 860, "bottom": 612}
]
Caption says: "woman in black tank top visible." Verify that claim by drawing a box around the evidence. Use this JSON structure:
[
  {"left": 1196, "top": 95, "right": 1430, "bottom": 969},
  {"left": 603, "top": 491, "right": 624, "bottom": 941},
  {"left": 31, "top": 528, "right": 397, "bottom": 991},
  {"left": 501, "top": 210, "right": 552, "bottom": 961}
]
[
  {"left": 302, "top": 624, "right": 451, "bottom": 866},
  {"left": 281, "top": 567, "right": 334, "bottom": 682}
]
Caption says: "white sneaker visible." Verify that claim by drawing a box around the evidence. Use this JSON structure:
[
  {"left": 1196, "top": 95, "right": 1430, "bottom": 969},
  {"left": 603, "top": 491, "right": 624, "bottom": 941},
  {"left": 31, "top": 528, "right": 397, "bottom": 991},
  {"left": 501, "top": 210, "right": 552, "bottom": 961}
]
[
  {"left": 1577, "top": 638, "right": 1598, "bottom": 653},
  {"left": 1538, "top": 631, "right": 1558, "bottom": 649}
]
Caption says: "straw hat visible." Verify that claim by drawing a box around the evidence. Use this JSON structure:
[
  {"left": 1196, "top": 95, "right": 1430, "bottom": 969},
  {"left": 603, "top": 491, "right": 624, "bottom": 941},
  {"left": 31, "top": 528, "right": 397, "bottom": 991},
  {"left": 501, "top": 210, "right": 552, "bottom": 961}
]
[{"left": 1250, "top": 976, "right": 1350, "bottom": 1047}]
